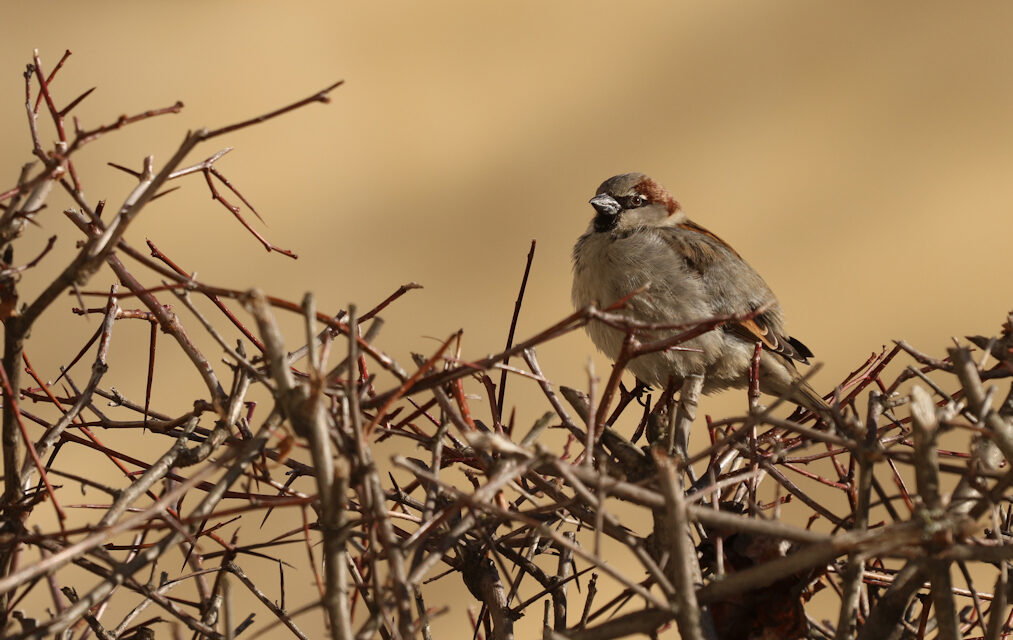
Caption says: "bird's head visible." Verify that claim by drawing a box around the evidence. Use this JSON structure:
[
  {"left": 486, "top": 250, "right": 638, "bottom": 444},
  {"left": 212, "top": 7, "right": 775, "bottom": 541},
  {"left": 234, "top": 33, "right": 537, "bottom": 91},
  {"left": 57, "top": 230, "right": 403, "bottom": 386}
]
[{"left": 589, "top": 173, "right": 683, "bottom": 233}]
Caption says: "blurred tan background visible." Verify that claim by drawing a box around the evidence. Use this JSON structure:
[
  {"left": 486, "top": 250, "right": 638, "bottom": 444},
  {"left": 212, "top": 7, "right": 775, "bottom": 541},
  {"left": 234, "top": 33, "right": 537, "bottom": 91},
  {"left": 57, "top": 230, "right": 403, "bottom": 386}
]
[{"left": 2, "top": 1, "right": 1013, "bottom": 637}]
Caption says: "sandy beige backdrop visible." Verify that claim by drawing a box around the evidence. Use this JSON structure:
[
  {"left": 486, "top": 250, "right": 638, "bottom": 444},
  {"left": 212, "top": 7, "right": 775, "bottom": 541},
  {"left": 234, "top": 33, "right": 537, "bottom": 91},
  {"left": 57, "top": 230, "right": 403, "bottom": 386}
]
[{"left": 2, "top": 2, "right": 1012, "bottom": 638}]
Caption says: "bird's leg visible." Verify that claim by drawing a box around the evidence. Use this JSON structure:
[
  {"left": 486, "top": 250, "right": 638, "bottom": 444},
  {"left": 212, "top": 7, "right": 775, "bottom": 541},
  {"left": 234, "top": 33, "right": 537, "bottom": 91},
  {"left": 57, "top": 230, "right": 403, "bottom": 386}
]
[
  {"left": 645, "top": 379, "right": 680, "bottom": 452},
  {"left": 673, "top": 375, "right": 704, "bottom": 475},
  {"left": 748, "top": 341, "right": 763, "bottom": 412}
]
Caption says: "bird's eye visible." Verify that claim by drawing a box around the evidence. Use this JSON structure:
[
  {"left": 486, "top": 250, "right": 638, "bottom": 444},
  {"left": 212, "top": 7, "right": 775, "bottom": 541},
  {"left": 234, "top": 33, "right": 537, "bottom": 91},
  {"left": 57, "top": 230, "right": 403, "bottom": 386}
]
[{"left": 630, "top": 195, "right": 645, "bottom": 207}]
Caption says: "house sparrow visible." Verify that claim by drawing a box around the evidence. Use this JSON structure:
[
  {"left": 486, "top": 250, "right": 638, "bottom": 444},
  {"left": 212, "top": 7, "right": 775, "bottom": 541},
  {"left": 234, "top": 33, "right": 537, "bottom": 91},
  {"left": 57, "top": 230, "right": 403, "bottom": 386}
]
[{"left": 571, "top": 172, "right": 829, "bottom": 414}]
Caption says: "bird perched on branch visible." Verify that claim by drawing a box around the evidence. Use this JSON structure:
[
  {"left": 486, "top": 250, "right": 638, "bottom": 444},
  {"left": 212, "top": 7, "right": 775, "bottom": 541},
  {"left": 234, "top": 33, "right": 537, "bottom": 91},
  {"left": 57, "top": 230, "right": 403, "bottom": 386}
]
[{"left": 571, "top": 172, "right": 829, "bottom": 415}]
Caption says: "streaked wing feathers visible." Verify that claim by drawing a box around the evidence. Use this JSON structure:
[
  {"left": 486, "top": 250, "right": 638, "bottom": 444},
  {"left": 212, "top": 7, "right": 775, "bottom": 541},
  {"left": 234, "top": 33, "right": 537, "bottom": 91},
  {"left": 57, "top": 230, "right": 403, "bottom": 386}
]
[{"left": 728, "top": 315, "right": 813, "bottom": 365}]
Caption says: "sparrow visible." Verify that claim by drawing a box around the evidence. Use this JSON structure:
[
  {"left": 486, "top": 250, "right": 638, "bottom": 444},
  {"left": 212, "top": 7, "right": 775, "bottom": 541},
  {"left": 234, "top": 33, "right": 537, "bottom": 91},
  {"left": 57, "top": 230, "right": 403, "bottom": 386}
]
[{"left": 571, "top": 172, "right": 829, "bottom": 415}]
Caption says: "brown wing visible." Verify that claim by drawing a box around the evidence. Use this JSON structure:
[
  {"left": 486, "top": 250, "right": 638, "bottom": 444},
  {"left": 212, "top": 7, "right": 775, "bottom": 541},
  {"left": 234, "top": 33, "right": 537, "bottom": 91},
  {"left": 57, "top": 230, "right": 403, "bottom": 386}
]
[
  {"left": 728, "top": 314, "right": 814, "bottom": 365},
  {"left": 660, "top": 223, "right": 731, "bottom": 276},
  {"left": 676, "top": 221, "right": 743, "bottom": 258},
  {"left": 658, "top": 221, "right": 815, "bottom": 366}
]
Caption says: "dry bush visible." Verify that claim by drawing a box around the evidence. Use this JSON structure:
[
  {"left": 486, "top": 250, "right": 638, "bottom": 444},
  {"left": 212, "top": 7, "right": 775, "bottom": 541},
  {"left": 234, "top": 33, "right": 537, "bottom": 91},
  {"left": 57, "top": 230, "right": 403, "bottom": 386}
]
[{"left": 2, "top": 50, "right": 1012, "bottom": 640}]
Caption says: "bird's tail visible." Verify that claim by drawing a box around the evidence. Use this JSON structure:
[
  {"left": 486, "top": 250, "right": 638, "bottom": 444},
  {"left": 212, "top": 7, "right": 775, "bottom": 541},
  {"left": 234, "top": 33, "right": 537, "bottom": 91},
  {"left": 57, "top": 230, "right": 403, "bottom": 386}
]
[{"left": 792, "top": 376, "right": 834, "bottom": 421}]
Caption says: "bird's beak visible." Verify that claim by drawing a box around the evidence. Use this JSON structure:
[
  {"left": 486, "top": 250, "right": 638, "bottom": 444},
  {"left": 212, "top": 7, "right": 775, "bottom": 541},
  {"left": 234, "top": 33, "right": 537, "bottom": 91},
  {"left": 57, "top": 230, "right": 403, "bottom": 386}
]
[{"left": 589, "top": 194, "right": 621, "bottom": 217}]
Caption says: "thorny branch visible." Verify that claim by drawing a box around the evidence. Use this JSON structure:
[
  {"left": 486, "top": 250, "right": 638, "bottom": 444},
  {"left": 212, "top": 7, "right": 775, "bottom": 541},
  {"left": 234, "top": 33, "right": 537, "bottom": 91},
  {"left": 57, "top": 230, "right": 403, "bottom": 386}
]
[{"left": 2, "top": 49, "right": 1013, "bottom": 640}]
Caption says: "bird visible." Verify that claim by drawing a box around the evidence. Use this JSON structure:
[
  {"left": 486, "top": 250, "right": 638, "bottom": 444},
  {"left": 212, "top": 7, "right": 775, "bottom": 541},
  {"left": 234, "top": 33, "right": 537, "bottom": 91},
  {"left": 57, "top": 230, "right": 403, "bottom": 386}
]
[{"left": 571, "top": 172, "right": 830, "bottom": 415}]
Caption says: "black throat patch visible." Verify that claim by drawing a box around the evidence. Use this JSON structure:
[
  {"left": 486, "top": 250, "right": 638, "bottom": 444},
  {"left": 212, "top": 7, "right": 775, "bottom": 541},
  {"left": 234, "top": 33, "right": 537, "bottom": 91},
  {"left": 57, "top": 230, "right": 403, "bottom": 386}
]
[{"left": 593, "top": 212, "right": 620, "bottom": 233}]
